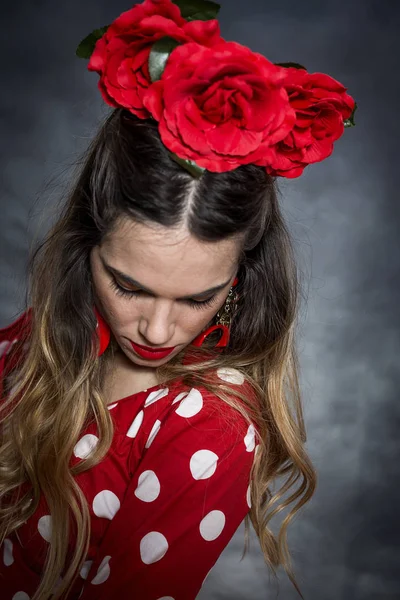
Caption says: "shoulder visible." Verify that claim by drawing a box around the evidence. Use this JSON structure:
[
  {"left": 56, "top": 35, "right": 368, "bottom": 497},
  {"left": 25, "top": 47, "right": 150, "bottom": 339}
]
[
  {"left": 165, "top": 367, "right": 260, "bottom": 443},
  {"left": 199, "top": 366, "right": 260, "bottom": 419}
]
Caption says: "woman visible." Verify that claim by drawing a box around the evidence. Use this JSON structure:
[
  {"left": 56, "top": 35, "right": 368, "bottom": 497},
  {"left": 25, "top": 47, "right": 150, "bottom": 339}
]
[{"left": 0, "top": 1, "right": 356, "bottom": 599}]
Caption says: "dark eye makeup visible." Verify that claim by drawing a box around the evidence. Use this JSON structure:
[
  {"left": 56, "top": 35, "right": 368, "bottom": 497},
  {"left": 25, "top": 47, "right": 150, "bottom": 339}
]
[{"left": 108, "top": 278, "right": 218, "bottom": 310}]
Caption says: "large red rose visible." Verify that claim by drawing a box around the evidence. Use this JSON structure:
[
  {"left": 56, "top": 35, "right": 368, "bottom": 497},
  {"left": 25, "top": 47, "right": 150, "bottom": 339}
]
[
  {"left": 142, "top": 41, "right": 296, "bottom": 172},
  {"left": 263, "top": 68, "right": 356, "bottom": 178},
  {"left": 88, "top": 0, "right": 223, "bottom": 119}
]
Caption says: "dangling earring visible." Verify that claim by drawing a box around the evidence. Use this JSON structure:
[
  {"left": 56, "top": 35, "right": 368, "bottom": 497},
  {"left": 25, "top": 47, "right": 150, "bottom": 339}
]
[
  {"left": 93, "top": 305, "right": 111, "bottom": 357},
  {"left": 192, "top": 277, "right": 239, "bottom": 349}
]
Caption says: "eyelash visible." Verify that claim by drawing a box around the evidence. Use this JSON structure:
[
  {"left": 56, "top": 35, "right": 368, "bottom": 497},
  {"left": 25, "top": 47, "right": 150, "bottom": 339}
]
[{"left": 109, "top": 278, "right": 218, "bottom": 310}]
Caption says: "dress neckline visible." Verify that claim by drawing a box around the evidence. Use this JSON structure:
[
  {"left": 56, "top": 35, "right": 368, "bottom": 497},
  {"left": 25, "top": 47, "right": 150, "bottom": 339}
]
[{"left": 108, "top": 374, "right": 184, "bottom": 408}]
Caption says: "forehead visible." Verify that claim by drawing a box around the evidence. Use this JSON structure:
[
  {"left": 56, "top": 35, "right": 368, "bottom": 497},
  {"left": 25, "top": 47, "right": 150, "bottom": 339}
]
[{"left": 101, "top": 217, "right": 242, "bottom": 281}]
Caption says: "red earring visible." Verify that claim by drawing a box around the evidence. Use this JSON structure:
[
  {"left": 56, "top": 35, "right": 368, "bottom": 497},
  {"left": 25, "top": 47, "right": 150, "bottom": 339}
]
[
  {"left": 93, "top": 305, "right": 111, "bottom": 357},
  {"left": 192, "top": 277, "right": 239, "bottom": 349}
]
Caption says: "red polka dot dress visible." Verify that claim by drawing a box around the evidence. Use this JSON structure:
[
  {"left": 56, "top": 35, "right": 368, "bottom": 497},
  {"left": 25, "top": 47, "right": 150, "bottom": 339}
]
[{"left": 0, "top": 311, "right": 259, "bottom": 600}]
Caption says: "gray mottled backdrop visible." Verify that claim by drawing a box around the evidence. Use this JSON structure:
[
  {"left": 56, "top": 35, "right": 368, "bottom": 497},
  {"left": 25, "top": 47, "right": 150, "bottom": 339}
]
[{"left": 1, "top": 1, "right": 399, "bottom": 599}]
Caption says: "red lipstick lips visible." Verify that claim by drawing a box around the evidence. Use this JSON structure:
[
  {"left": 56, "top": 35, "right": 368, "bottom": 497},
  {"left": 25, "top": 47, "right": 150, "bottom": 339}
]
[{"left": 130, "top": 340, "right": 175, "bottom": 360}]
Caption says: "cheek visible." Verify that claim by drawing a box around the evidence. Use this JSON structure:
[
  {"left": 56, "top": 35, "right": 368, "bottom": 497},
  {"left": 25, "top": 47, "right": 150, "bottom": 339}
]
[
  {"left": 93, "top": 277, "right": 130, "bottom": 325},
  {"left": 181, "top": 303, "right": 223, "bottom": 335},
  {"left": 104, "top": 296, "right": 139, "bottom": 328}
]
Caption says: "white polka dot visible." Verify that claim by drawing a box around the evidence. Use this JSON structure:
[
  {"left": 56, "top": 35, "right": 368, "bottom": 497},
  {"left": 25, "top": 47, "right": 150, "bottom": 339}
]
[
  {"left": 134, "top": 470, "right": 161, "bottom": 502},
  {"left": 199, "top": 510, "right": 226, "bottom": 541},
  {"left": 246, "top": 484, "right": 251, "bottom": 508},
  {"left": 92, "top": 490, "right": 121, "bottom": 520},
  {"left": 144, "top": 387, "right": 169, "bottom": 407},
  {"left": 175, "top": 388, "right": 203, "bottom": 418},
  {"left": 74, "top": 434, "right": 99, "bottom": 459},
  {"left": 38, "top": 515, "right": 52, "bottom": 542},
  {"left": 90, "top": 555, "right": 111, "bottom": 585},
  {"left": 0, "top": 340, "right": 10, "bottom": 358},
  {"left": 145, "top": 419, "right": 161, "bottom": 449},
  {"left": 107, "top": 402, "right": 118, "bottom": 410},
  {"left": 190, "top": 449, "right": 219, "bottom": 480},
  {"left": 3, "top": 537, "right": 14, "bottom": 566},
  {"left": 216, "top": 367, "right": 245, "bottom": 385},
  {"left": 140, "top": 531, "right": 169, "bottom": 564},
  {"left": 171, "top": 391, "right": 189, "bottom": 405},
  {"left": 244, "top": 423, "right": 256, "bottom": 452},
  {"left": 127, "top": 410, "right": 144, "bottom": 438},
  {"left": 80, "top": 559, "right": 93, "bottom": 580},
  {"left": 156, "top": 597, "right": 175, "bottom": 600},
  {"left": 12, "top": 593, "right": 30, "bottom": 600}
]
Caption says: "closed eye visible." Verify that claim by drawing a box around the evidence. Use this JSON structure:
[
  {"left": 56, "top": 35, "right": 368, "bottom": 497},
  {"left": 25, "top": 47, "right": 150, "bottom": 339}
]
[{"left": 109, "top": 278, "right": 218, "bottom": 310}]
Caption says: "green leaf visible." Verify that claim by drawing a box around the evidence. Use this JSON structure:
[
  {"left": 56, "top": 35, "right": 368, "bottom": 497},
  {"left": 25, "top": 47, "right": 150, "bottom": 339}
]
[
  {"left": 76, "top": 26, "right": 109, "bottom": 59},
  {"left": 149, "top": 36, "right": 181, "bottom": 83},
  {"left": 172, "top": 0, "right": 221, "bottom": 21},
  {"left": 275, "top": 62, "right": 307, "bottom": 71},
  {"left": 344, "top": 102, "right": 357, "bottom": 128},
  {"left": 169, "top": 152, "right": 206, "bottom": 177}
]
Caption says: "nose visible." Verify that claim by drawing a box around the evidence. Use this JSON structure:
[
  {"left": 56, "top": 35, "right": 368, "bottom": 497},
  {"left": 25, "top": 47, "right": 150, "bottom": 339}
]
[{"left": 138, "top": 299, "right": 175, "bottom": 346}]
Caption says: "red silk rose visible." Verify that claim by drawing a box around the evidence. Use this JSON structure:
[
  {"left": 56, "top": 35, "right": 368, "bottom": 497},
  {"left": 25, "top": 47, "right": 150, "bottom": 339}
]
[
  {"left": 142, "top": 41, "right": 297, "bottom": 172},
  {"left": 88, "top": 0, "right": 223, "bottom": 119},
  {"left": 263, "top": 68, "right": 356, "bottom": 178}
]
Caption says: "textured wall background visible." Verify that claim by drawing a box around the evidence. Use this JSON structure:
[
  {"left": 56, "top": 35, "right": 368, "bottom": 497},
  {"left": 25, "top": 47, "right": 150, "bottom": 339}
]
[{"left": 1, "top": 1, "right": 399, "bottom": 598}]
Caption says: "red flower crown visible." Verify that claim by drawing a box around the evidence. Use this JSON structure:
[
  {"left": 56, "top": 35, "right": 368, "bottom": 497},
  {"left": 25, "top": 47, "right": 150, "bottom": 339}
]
[{"left": 76, "top": 0, "right": 357, "bottom": 179}]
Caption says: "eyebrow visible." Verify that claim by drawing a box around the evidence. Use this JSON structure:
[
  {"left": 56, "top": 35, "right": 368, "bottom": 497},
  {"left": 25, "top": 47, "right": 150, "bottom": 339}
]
[{"left": 100, "top": 256, "right": 232, "bottom": 300}]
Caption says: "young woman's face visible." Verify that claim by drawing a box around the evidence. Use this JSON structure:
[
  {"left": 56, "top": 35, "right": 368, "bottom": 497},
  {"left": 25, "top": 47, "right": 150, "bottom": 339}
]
[{"left": 90, "top": 217, "right": 242, "bottom": 367}]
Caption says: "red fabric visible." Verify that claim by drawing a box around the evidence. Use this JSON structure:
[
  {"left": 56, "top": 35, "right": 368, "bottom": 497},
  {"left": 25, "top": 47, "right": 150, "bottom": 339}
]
[{"left": 0, "top": 310, "right": 258, "bottom": 600}]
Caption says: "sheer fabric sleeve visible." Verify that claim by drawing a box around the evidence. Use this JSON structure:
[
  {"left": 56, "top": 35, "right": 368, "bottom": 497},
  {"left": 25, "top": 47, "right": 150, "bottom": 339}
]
[{"left": 78, "top": 383, "right": 258, "bottom": 600}]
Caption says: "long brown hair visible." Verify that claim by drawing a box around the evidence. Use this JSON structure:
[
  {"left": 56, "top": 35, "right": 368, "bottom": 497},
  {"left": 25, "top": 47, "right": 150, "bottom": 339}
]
[{"left": 0, "top": 108, "right": 317, "bottom": 599}]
